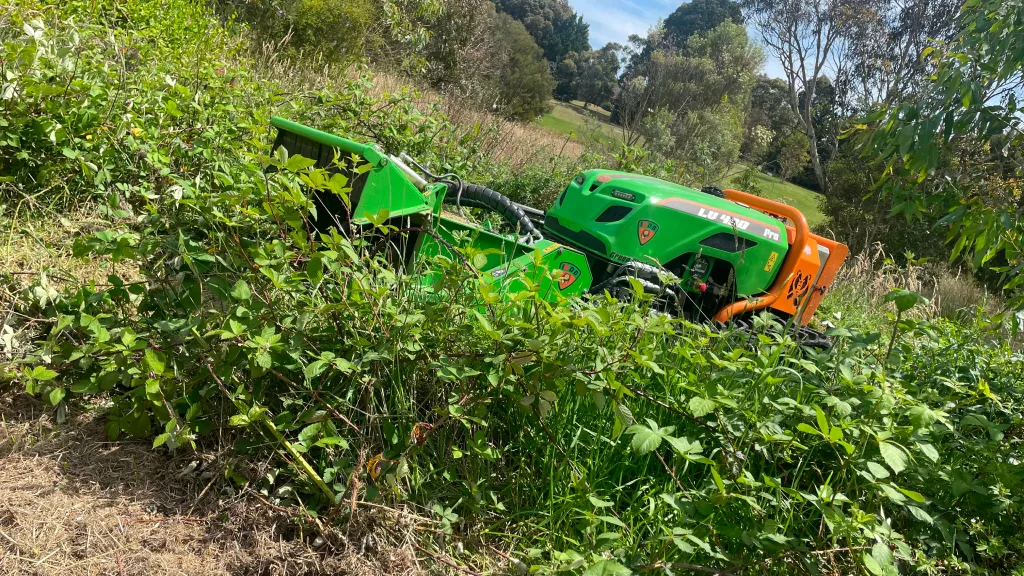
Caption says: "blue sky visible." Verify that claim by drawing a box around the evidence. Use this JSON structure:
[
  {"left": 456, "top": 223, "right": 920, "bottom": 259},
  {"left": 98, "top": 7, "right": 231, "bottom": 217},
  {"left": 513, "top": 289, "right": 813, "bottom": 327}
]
[{"left": 567, "top": 0, "right": 786, "bottom": 78}]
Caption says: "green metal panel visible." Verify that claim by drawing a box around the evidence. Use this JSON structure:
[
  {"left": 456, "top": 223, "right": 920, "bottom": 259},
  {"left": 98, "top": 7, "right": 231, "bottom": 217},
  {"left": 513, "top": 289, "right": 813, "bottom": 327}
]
[
  {"left": 270, "top": 117, "right": 438, "bottom": 222},
  {"left": 416, "top": 218, "right": 592, "bottom": 302},
  {"left": 543, "top": 169, "right": 789, "bottom": 296}
]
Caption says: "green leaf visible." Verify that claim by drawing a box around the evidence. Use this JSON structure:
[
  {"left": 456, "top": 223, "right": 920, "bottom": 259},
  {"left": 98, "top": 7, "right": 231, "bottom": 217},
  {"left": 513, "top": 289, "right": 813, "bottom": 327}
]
[
  {"left": 898, "top": 124, "right": 915, "bottom": 157},
  {"left": 153, "top": 433, "right": 169, "bottom": 448},
  {"left": 314, "top": 436, "right": 349, "bottom": 449},
  {"left": 878, "top": 441, "right": 908, "bottom": 474},
  {"left": 48, "top": 387, "right": 66, "bottom": 406},
  {"left": 862, "top": 551, "right": 884, "bottom": 576},
  {"left": 897, "top": 486, "right": 925, "bottom": 503},
  {"left": 710, "top": 466, "right": 726, "bottom": 494},
  {"left": 883, "top": 289, "right": 926, "bottom": 313},
  {"left": 144, "top": 348, "right": 167, "bottom": 375},
  {"left": 814, "top": 405, "right": 830, "bottom": 436},
  {"left": 32, "top": 366, "right": 58, "bottom": 381},
  {"left": 866, "top": 461, "right": 890, "bottom": 479},
  {"left": 626, "top": 424, "right": 662, "bottom": 455},
  {"left": 664, "top": 435, "right": 698, "bottom": 456},
  {"left": 871, "top": 542, "right": 894, "bottom": 571},
  {"left": 582, "top": 559, "right": 631, "bottom": 576},
  {"left": 908, "top": 505, "right": 934, "bottom": 524},
  {"left": 905, "top": 406, "right": 937, "bottom": 429},
  {"left": 588, "top": 495, "right": 613, "bottom": 508},
  {"left": 597, "top": 515, "right": 626, "bottom": 528},
  {"left": 688, "top": 396, "right": 717, "bottom": 418},
  {"left": 298, "top": 423, "right": 322, "bottom": 444},
  {"left": 231, "top": 280, "right": 252, "bottom": 301},
  {"left": 285, "top": 154, "right": 317, "bottom": 172},
  {"left": 304, "top": 360, "right": 328, "bottom": 380},
  {"left": 916, "top": 442, "right": 939, "bottom": 463},
  {"left": 796, "top": 423, "right": 821, "bottom": 436}
]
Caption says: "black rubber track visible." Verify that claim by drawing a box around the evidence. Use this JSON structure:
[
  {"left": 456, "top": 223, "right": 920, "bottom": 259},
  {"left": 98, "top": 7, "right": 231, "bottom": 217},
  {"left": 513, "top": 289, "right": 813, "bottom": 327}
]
[{"left": 444, "top": 184, "right": 539, "bottom": 237}]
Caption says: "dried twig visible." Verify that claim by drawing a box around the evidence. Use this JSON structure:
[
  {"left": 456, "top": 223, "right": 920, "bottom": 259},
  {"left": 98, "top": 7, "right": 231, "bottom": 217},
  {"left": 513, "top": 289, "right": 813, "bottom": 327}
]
[{"left": 412, "top": 542, "right": 482, "bottom": 576}]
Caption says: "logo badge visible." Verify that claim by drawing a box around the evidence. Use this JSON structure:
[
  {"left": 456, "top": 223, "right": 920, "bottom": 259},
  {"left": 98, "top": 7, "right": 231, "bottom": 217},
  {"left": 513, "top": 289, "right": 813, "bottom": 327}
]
[
  {"left": 638, "top": 220, "right": 659, "bottom": 246},
  {"left": 558, "top": 262, "right": 581, "bottom": 290}
]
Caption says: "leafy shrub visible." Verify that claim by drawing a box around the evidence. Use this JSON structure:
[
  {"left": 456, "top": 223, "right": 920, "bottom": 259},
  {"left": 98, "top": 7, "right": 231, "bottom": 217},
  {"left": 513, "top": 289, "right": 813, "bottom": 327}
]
[
  {"left": 289, "top": 0, "right": 375, "bottom": 59},
  {"left": 820, "top": 148, "right": 948, "bottom": 260}
]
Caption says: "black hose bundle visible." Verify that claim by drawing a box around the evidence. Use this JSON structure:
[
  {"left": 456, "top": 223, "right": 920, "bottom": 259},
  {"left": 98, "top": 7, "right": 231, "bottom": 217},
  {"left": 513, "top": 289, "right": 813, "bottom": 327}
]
[
  {"left": 442, "top": 183, "right": 539, "bottom": 238},
  {"left": 399, "top": 154, "right": 540, "bottom": 239}
]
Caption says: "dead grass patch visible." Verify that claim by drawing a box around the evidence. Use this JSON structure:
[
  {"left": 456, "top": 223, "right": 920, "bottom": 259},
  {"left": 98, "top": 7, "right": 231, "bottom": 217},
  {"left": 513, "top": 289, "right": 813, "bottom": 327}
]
[{"left": 0, "top": 390, "right": 425, "bottom": 576}]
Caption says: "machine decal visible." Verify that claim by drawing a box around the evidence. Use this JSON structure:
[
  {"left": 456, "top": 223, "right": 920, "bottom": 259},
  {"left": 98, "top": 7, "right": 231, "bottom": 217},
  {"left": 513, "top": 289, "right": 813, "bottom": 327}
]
[
  {"left": 558, "top": 262, "right": 581, "bottom": 290},
  {"left": 787, "top": 271, "right": 811, "bottom": 307},
  {"left": 659, "top": 198, "right": 781, "bottom": 241},
  {"left": 764, "top": 251, "right": 779, "bottom": 271},
  {"left": 638, "top": 220, "right": 660, "bottom": 245}
]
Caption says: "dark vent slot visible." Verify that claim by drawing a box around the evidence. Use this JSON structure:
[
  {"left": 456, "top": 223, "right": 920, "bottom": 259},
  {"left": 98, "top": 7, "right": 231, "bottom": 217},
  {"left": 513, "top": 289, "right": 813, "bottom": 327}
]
[
  {"left": 589, "top": 182, "right": 601, "bottom": 192},
  {"left": 545, "top": 215, "right": 609, "bottom": 255},
  {"left": 699, "top": 233, "right": 756, "bottom": 253},
  {"left": 558, "top": 187, "right": 569, "bottom": 206},
  {"left": 595, "top": 205, "right": 633, "bottom": 223}
]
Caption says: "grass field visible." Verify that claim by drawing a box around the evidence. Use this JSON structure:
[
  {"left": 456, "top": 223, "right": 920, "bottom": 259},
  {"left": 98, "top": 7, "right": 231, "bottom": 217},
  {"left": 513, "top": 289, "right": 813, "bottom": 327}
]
[{"left": 536, "top": 101, "right": 623, "bottom": 150}]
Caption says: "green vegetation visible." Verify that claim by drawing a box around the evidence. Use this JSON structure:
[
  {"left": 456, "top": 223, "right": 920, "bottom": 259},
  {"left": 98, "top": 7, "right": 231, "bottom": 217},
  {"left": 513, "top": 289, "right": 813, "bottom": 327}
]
[{"left": 2, "top": 0, "right": 1024, "bottom": 575}]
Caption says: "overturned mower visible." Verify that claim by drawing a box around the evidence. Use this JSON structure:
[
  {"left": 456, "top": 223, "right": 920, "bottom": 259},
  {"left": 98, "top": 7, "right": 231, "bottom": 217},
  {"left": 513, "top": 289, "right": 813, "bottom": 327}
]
[{"left": 270, "top": 117, "right": 849, "bottom": 346}]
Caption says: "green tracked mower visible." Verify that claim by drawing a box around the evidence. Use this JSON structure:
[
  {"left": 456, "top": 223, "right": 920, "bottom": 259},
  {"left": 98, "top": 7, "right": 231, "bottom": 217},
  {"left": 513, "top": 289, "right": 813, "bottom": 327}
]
[{"left": 270, "top": 118, "right": 849, "bottom": 345}]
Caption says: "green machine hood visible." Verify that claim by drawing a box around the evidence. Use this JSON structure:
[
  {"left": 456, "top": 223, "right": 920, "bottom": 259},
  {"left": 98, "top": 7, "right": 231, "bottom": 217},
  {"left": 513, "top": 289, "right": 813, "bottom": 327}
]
[{"left": 543, "top": 170, "right": 790, "bottom": 296}]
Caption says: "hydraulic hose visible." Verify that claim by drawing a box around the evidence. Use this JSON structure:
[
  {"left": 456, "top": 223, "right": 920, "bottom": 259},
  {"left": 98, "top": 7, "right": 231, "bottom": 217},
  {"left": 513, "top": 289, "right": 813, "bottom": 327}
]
[{"left": 442, "top": 183, "right": 540, "bottom": 239}]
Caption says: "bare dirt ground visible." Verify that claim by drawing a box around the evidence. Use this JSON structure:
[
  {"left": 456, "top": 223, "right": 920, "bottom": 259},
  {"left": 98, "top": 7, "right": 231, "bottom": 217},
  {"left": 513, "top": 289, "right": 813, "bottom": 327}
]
[{"left": 0, "top": 390, "right": 422, "bottom": 576}]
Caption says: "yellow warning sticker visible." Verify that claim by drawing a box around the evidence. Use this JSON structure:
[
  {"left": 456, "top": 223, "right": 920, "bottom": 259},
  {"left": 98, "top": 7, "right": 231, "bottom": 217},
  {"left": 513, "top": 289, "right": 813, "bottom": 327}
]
[{"left": 764, "top": 251, "right": 779, "bottom": 271}]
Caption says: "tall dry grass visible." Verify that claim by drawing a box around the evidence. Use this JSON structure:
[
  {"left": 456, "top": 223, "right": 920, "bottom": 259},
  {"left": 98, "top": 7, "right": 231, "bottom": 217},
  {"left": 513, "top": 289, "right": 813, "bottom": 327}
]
[
  {"left": 243, "top": 38, "right": 588, "bottom": 171},
  {"left": 823, "top": 244, "right": 1014, "bottom": 336}
]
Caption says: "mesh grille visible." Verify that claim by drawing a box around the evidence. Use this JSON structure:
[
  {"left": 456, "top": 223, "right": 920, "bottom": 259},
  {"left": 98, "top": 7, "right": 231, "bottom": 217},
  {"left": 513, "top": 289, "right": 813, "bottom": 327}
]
[{"left": 699, "top": 232, "right": 757, "bottom": 253}]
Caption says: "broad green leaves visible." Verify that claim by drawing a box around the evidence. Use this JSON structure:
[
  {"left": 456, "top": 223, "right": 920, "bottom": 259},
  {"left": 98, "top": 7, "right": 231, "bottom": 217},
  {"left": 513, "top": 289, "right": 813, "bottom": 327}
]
[
  {"left": 878, "top": 441, "right": 908, "bottom": 475},
  {"left": 6, "top": 1, "right": 1023, "bottom": 574},
  {"left": 688, "top": 396, "right": 717, "bottom": 418},
  {"left": 582, "top": 559, "right": 631, "bottom": 576},
  {"left": 626, "top": 419, "right": 673, "bottom": 455}
]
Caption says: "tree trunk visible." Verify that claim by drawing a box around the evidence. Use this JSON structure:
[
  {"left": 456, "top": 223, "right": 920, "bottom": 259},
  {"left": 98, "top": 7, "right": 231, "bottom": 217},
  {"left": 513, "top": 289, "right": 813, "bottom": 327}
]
[
  {"left": 792, "top": 86, "right": 829, "bottom": 195},
  {"left": 806, "top": 131, "right": 828, "bottom": 195}
]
